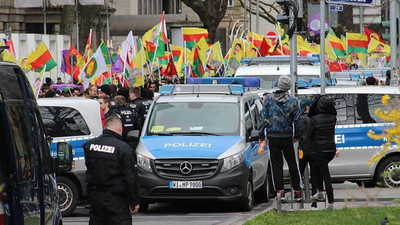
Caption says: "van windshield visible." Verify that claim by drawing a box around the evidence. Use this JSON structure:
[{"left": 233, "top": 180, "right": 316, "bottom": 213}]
[{"left": 147, "top": 102, "right": 240, "bottom": 136}]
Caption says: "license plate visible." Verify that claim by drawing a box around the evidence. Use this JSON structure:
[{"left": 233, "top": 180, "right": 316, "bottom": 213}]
[{"left": 169, "top": 181, "right": 202, "bottom": 189}]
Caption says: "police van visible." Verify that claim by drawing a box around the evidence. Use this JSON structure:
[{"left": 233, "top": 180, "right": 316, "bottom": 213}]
[
  {"left": 0, "top": 60, "right": 73, "bottom": 224},
  {"left": 262, "top": 85, "right": 400, "bottom": 188},
  {"left": 37, "top": 98, "right": 103, "bottom": 216},
  {"left": 135, "top": 83, "right": 270, "bottom": 211},
  {"left": 235, "top": 56, "right": 331, "bottom": 89}
]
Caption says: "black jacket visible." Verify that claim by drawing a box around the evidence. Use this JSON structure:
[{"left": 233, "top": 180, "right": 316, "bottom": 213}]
[
  {"left": 299, "top": 113, "right": 313, "bottom": 153},
  {"left": 83, "top": 129, "right": 139, "bottom": 205},
  {"left": 308, "top": 96, "right": 337, "bottom": 152}
]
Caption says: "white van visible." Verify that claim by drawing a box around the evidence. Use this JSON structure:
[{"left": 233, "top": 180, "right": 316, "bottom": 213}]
[{"left": 235, "top": 56, "right": 331, "bottom": 89}]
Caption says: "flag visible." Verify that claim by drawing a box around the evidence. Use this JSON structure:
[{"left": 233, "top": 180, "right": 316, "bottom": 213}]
[
  {"left": 84, "top": 29, "right": 93, "bottom": 63},
  {"left": 33, "top": 65, "right": 46, "bottom": 98},
  {"left": 79, "top": 45, "right": 109, "bottom": 88},
  {"left": 364, "top": 27, "right": 385, "bottom": 44},
  {"left": 50, "top": 0, "right": 75, "bottom": 6},
  {"left": 79, "top": 0, "right": 104, "bottom": 5},
  {"left": 170, "top": 44, "right": 183, "bottom": 62},
  {"left": 192, "top": 46, "right": 204, "bottom": 77},
  {"left": 27, "top": 42, "right": 57, "bottom": 72},
  {"left": 327, "top": 29, "right": 345, "bottom": 58},
  {"left": 161, "top": 54, "right": 178, "bottom": 77},
  {"left": 61, "top": 49, "right": 69, "bottom": 73},
  {"left": 367, "top": 38, "right": 390, "bottom": 55},
  {"left": 248, "top": 32, "right": 264, "bottom": 48},
  {"left": 121, "top": 30, "right": 136, "bottom": 70},
  {"left": 347, "top": 33, "right": 368, "bottom": 54},
  {"left": 204, "top": 42, "right": 223, "bottom": 77},
  {"left": 142, "top": 24, "right": 159, "bottom": 44},
  {"left": 99, "top": 41, "right": 111, "bottom": 67},
  {"left": 126, "top": 48, "right": 146, "bottom": 87},
  {"left": 259, "top": 38, "right": 270, "bottom": 57},
  {"left": 15, "top": 0, "right": 42, "bottom": 8},
  {"left": 0, "top": 40, "right": 16, "bottom": 63},
  {"left": 155, "top": 13, "right": 167, "bottom": 58},
  {"left": 65, "top": 46, "right": 83, "bottom": 81},
  {"left": 307, "top": 11, "right": 330, "bottom": 36},
  {"left": 108, "top": 47, "right": 123, "bottom": 74},
  {"left": 182, "top": 27, "right": 209, "bottom": 50}
]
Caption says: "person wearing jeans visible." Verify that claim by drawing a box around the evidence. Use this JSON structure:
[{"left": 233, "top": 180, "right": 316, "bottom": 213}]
[{"left": 308, "top": 95, "right": 340, "bottom": 210}]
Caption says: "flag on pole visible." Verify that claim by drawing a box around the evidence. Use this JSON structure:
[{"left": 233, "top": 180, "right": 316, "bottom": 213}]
[
  {"left": 346, "top": 32, "right": 368, "bottom": 54},
  {"left": 363, "top": 27, "right": 385, "bottom": 44},
  {"left": 367, "top": 38, "right": 390, "bottom": 55},
  {"left": 182, "top": 27, "right": 209, "bottom": 50},
  {"left": 33, "top": 65, "right": 46, "bottom": 98},
  {"left": 79, "top": 45, "right": 109, "bottom": 88},
  {"left": 121, "top": 30, "right": 136, "bottom": 70},
  {"left": 191, "top": 46, "right": 204, "bottom": 77},
  {"left": 84, "top": 29, "right": 93, "bottom": 63},
  {"left": 327, "top": 29, "right": 346, "bottom": 58},
  {"left": 161, "top": 54, "right": 178, "bottom": 77},
  {"left": 248, "top": 32, "right": 264, "bottom": 48},
  {"left": 27, "top": 42, "right": 57, "bottom": 72},
  {"left": 66, "top": 46, "right": 83, "bottom": 81}
]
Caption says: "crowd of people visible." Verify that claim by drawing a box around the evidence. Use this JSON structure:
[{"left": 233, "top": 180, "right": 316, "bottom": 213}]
[{"left": 259, "top": 75, "right": 340, "bottom": 210}]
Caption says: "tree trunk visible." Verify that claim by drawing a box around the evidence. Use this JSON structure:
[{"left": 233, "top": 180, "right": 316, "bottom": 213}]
[
  {"left": 78, "top": 5, "right": 103, "bottom": 53},
  {"left": 60, "top": 6, "right": 75, "bottom": 36}
]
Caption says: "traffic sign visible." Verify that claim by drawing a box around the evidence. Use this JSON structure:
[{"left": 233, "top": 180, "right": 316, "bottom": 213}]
[
  {"left": 266, "top": 31, "right": 277, "bottom": 43},
  {"left": 327, "top": 0, "right": 374, "bottom": 6},
  {"left": 329, "top": 4, "right": 343, "bottom": 12}
]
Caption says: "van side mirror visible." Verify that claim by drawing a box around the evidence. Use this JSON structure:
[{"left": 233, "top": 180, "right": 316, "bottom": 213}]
[
  {"left": 248, "top": 130, "right": 260, "bottom": 142},
  {"left": 127, "top": 130, "right": 140, "bottom": 141},
  {"left": 56, "top": 142, "right": 73, "bottom": 173}
]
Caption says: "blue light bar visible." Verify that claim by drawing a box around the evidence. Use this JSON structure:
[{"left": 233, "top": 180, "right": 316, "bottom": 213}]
[
  {"left": 309, "top": 78, "right": 332, "bottom": 87},
  {"left": 187, "top": 77, "right": 260, "bottom": 88},
  {"left": 307, "top": 54, "right": 320, "bottom": 64},
  {"left": 159, "top": 85, "right": 175, "bottom": 94},
  {"left": 229, "top": 85, "right": 244, "bottom": 95},
  {"left": 240, "top": 57, "right": 253, "bottom": 65},
  {"left": 297, "top": 79, "right": 312, "bottom": 88}
]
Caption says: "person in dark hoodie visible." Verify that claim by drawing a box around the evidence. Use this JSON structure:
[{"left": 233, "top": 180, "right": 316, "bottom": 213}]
[
  {"left": 259, "top": 75, "right": 302, "bottom": 201},
  {"left": 298, "top": 97, "right": 323, "bottom": 210},
  {"left": 307, "top": 95, "right": 340, "bottom": 210}
]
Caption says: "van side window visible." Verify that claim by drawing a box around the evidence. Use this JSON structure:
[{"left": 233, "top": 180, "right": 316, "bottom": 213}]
[
  {"left": 40, "top": 106, "right": 90, "bottom": 137},
  {"left": 330, "top": 94, "right": 355, "bottom": 125},
  {"left": 6, "top": 105, "right": 36, "bottom": 183},
  {"left": 244, "top": 102, "right": 253, "bottom": 136},
  {"left": 356, "top": 94, "right": 387, "bottom": 124}
]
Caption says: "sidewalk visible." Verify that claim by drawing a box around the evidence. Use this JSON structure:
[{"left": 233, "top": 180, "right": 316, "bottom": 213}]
[{"left": 270, "top": 181, "right": 400, "bottom": 211}]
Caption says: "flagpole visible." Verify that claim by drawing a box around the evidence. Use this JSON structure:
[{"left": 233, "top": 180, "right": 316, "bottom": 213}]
[
  {"left": 75, "top": 0, "right": 79, "bottom": 51},
  {"left": 141, "top": 46, "right": 145, "bottom": 86},
  {"left": 184, "top": 41, "right": 187, "bottom": 84},
  {"left": 105, "top": 0, "right": 110, "bottom": 41},
  {"left": 43, "top": 0, "right": 47, "bottom": 34}
]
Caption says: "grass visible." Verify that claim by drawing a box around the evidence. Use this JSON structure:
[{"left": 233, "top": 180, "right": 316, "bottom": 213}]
[{"left": 244, "top": 207, "right": 400, "bottom": 225}]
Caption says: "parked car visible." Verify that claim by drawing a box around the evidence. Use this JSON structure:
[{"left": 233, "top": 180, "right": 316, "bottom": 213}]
[{"left": 37, "top": 98, "right": 103, "bottom": 216}]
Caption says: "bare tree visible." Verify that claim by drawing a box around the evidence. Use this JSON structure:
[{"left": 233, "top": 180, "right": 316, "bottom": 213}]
[
  {"left": 238, "top": 0, "right": 281, "bottom": 25},
  {"left": 181, "top": 0, "right": 229, "bottom": 43}
]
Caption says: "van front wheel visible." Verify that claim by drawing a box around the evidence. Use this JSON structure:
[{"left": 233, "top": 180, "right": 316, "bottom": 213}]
[
  {"left": 57, "top": 176, "right": 79, "bottom": 217},
  {"left": 239, "top": 176, "right": 254, "bottom": 211}
]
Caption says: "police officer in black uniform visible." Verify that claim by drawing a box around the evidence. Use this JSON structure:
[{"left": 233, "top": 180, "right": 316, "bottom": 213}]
[
  {"left": 83, "top": 114, "right": 139, "bottom": 225},
  {"left": 114, "top": 95, "right": 141, "bottom": 142},
  {"left": 128, "top": 87, "right": 147, "bottom": 127}
]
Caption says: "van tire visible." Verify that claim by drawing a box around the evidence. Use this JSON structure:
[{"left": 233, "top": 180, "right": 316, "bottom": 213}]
[
  {"left": 239, "top": 176, "right": 254, "bottom": 211},
  {"left": 255, "top": 171, "right": 270, "bottom": 203},
  {"left": 57, "top": 176, "right": 79, "bottom": 217},
  {"left": 376, "top": 156, "right": 400, "bottom": 188}
]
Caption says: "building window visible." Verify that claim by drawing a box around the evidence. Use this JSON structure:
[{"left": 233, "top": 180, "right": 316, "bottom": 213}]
[{"left": 228, "top": 0, "right": 234, "bottom": 7}]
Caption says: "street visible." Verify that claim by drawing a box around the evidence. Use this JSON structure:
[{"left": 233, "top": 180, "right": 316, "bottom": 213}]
[{"left": 62, "top": 182, "right": 400, "bottom": 225}]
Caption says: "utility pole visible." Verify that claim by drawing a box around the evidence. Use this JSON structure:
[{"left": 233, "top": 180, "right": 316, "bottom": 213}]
[
  {"left": 256, "top": 0, "right": 260, "bottom": 33},
  {"left": 75, "top": 0, "right": 79, "bottom": 51},
  {"left": 289, "top": 5, "right": 297, "bottom": 98},
  {"left": 320, "top": 0, "right": 326, "bottom": 94},
  {"left": 390, "top": 0, "right": 398, "bottom": 85}
]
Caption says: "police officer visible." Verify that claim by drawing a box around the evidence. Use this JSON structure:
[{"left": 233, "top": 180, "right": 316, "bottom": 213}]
[
  {"left": 128, "top": 87, "right": 147, "bottom": 124},
  {"left": 83, "top": 114, "right": 139, "bottom": 225},
  {"left": 114, "top": 95, "right": 141, "bottom": 142}
]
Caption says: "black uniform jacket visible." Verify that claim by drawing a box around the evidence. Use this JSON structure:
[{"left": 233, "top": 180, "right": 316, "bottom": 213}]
[{"left": 83, "top": 129, "right": 140, "bottom": 206}]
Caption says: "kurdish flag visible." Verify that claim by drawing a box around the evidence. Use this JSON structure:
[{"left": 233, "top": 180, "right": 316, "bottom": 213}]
[
  {"left": 248, "top": 32, "right": 264, "bottom": 48},
  {"left": 182, "top": 27, "right": 209, "bottom": 50},
  {"left": 79, "top": 44, "right": 108, "bottom": 88},
  {"left": 170, "top": 44, "right": 183, "bottom": 62},
  {"left": 191, "top": 46, "right": 204, "bottom": 77},
  {"left": 346, "top": 33, "right": 368, "bottom": 54},
  {"left": 327, "top": 29, "right": 345, "bottom": 58},
  {"left": 27, "top": 42, "right": 57, "bottom": 72}
]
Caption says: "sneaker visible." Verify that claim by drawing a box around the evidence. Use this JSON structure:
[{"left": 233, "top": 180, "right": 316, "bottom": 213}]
[
  {"left": 327, "top": 203, "right": 334, "bottom": 210},
  {"left": 312, "top": 192, "right": 325, "bottom": 202},
  {"left": 294, "top": 190, "right": 302, "bottom": 201},
  {"left": 277, "top": 190, "right": 285, "bottom": 201},
  {"left": 311, "top": 206, "right": 318, "bottom": 211}
]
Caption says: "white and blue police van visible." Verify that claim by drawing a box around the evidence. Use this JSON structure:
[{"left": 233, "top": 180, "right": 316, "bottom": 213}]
[
  {"left": 135, "top": 81, "right": 270, "bottom": 211},
  {"left": 260, "top": 84, "right": 400, "bottom": 188},
  {"left": 37, "top": 98, "right": 103, "bottom": 216},
  {"left": 0, "top": 60, "right": 73, "bottom": 224}
]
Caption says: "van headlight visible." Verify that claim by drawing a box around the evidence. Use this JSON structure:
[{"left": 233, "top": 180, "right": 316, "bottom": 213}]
[
  {"left": 137, "top": 153, "right": 152, "bottom": 172},
  {"left": 221, "top": 152, "right": 244, "bottom": 172}
]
